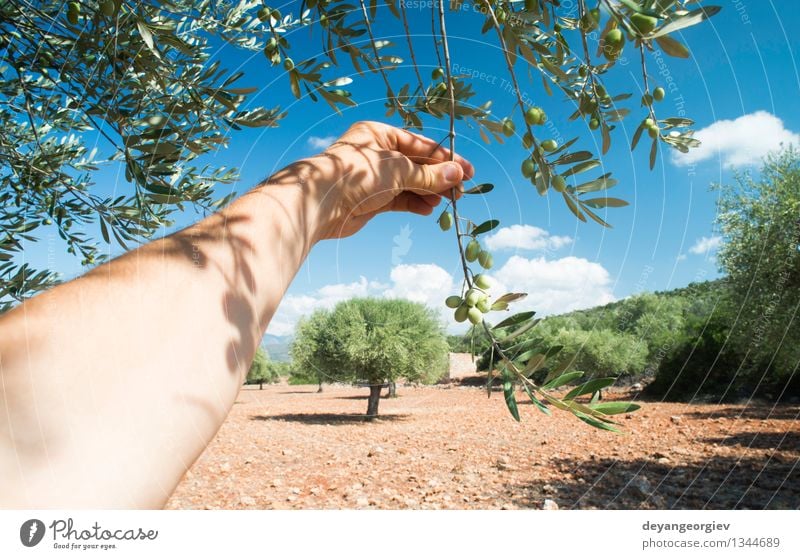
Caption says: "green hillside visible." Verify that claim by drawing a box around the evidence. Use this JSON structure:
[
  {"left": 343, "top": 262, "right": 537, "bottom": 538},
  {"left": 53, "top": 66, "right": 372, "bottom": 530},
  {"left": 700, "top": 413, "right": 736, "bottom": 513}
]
[{"left": 451, "top": 278, "right": 799, "bottom": 402}]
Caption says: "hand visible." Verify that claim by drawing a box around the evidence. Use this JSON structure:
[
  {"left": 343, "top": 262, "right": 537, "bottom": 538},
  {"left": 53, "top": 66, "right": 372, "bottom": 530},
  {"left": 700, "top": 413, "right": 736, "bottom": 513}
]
[{"left": 267, "top": 121, "right": 475, "bottom": 240}]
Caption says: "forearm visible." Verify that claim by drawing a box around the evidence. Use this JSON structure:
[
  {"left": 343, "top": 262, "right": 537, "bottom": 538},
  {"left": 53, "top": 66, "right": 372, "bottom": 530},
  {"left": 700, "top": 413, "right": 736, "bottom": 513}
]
[{"left": 0, "top": 174, "right": 317, "bottom": 508}]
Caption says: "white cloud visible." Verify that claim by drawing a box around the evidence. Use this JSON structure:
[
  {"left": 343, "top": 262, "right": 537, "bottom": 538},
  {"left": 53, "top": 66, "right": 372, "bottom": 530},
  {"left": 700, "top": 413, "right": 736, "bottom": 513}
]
[
  {"left": 490, "top": 255, "right": 615, "bottom": 316},
  {"left": 307, "top": 135, "right": 337, "bottom": 150},
  {"left": 267, "top": 276, "right": 386, "bottom": 336},
  {"left": 484, "top": 224, "right": 572, "bottom": 252},
  {"left": 689, "top": 235, "right": 722, "bottom": 255},
  {"left": 268, "top": 255, "right": 617, "bottom": 336},
  {"left": 673, "top": 111, "right": 800, "bottom": 168},
  {"left": 267, "top": 264, "right": 454, "bottom": 336},
  {"left": 383, "top": 264, "right": 454, "bottom": 308}
]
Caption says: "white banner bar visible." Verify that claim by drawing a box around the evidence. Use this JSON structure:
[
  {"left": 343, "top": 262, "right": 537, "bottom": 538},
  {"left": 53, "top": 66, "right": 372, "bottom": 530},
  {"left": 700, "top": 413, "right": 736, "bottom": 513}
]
[{"left": 1, "top": 510, "right": 798, "bottom": 558}]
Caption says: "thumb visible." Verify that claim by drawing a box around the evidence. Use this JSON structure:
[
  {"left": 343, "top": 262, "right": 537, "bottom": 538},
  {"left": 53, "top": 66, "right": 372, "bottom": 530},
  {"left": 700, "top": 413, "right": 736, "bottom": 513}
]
[{"left": 403, "top": 160, "right": 464, "bottom": 195}]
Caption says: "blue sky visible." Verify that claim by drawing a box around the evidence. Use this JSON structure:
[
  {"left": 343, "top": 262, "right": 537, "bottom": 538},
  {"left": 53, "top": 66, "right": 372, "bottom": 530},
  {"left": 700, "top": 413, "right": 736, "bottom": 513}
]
[{"left": 22, "top": 1, "right": 800, "bottom": 335}]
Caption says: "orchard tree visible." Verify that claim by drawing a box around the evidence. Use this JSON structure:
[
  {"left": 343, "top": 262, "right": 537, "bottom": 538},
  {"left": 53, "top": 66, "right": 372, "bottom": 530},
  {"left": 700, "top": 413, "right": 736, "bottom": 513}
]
[
  {"left": 715, "top": 148, "right": 800, "bottom": 391},
  {"left": 1, "top": 0, "right": 720, "bottom": 426},
  {"left": 291, "top": 298, "right": 448, "bottom": 418},
  {"left": 290, "top": 310, "right": 330, "bottom": 392},
  {"left": 245, "top": 347, "right": 274, "bottom": 389}
]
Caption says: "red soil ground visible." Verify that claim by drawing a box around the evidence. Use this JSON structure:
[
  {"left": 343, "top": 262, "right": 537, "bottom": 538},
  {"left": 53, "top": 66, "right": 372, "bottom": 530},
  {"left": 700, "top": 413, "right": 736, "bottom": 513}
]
[{"left": 166, "top": 382, "right": 799, "bottom": 510}]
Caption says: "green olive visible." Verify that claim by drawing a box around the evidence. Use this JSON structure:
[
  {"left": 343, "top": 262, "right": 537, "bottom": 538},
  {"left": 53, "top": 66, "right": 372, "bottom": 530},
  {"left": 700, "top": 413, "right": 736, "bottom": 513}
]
[
  {"left": 525, "top": 107, "right": 545, "bottom": 126},
  {"left": 100, "top": 0, "right": 116, "bottom": 17},
  {"left": 474, "top": 274, "right": 492, "bottom": 289},
  {"left": 630, "top": 13, "right": 657, "bottom": 35},
  {"left": 467, "top": 307, "right": 483, "bottom": 325},
  {"left": 589, "top": 118, "right": 600, "bottom": 130},
  {"left": 478, "top": 250, "right": 493, "bottom": 269},
  {"left": 476, "top": 298, "right": 491, "bottom": 313},
  {"left": 522, "top": 132, "right": 534, "bottom": 150},
  {"left": 465, "top": 239, "right": 480, "bottom": 262},
  {"left": 283, "top": 57, "right": 294, "bottom": 71},
  {"left": 431, "top": 67, "right": 444, "bottom": 80},
  {"left": 438, "top": 211, "right": 453, "bottom": 231},
  {"left": 653, "top": 87, "right": 665, "bottom": 101},
  {"left": 644, "top": 118, "right": 654, "bottom": 128},
  {"left": 552, "top": 174, "right": 567, "bottom": 193},
  {"left": 648, "top": 127, "right": 659, "bottom": 139},
  {"left": 454, "top": 304, "right": 469, "bottom": 323},
  {"left": 502, "top": 118, "right": 515, "bottom": 137},
  {"left": 258, "top": 7, "right": 271, "bottom": 21},
  {"left": 271, "top": 8, "right": 282, "bottom": 20},
  {"left": 445, "top": 295, "right": 462, "bottom": 309},
  {"left": 602, "top": 28, "right": 624, "bottom": 60},
  {"left": 521, "top": 158, "right": 536, "bottom": 179},
  {"left": 541, "top": 139, "right": 558, "bottom": 152},
  {"left": 67, "top": 2, "right": 80, "bottom": 25},
  {"left": 465, "top": 288, "right": 481, "bottom": 307}
]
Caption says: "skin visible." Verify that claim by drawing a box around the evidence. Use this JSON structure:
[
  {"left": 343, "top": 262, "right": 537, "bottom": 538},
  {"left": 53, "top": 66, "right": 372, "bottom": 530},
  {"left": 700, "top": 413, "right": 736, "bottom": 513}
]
[{"left": 0, "top": 121, "right": 474, "bottom": 508}]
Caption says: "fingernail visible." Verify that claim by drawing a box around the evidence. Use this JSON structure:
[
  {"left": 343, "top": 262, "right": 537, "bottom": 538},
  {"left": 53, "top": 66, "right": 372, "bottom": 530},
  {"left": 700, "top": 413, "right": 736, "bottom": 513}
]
[{"left": 443, "top": 163, "right": 460, "bottom": 182}]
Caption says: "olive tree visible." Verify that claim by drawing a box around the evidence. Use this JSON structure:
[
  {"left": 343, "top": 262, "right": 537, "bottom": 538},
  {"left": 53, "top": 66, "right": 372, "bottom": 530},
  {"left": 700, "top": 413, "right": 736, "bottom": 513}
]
[
  {"left": 291, "top": 298, "right": 448, "bottom": 418},
  {"left": 2, "top": 0, "right": 719, "bottom": 426},
  {"left": 715, "top": 148, "right": 800, "bottom": 393},
  {"left": 245, "top": 347, "right": 274, "bottom": 389}
]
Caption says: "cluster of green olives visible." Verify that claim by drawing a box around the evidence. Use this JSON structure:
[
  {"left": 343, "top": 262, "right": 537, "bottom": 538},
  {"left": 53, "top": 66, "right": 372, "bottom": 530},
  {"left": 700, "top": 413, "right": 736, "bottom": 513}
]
[{"left": 446, "top": 274, "right": 498, "bottom": 325}]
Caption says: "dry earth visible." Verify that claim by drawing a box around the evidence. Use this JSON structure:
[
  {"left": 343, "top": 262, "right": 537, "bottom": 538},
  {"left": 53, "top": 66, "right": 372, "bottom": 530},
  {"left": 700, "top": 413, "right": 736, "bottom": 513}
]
[{"left": 167, "top": 381, "right": 800, "bottom": 510}]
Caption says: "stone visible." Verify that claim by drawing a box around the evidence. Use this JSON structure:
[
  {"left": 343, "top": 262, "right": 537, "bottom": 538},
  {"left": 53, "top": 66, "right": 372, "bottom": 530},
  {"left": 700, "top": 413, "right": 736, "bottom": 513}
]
[{"left": 543, "top": 499, "right": 559, "bottom": 510}]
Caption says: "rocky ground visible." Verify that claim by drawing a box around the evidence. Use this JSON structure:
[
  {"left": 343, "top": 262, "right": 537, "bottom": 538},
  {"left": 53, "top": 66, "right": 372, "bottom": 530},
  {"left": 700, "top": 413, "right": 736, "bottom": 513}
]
[{"left": 167, "top": 381, "right": 799, "bottom": 510}]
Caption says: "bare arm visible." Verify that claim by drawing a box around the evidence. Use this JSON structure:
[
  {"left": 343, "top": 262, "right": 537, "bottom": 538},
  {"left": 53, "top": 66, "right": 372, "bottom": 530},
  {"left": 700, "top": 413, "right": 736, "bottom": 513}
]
[{"left": 0, "top": 122, "right": 473, "bottom": 508}]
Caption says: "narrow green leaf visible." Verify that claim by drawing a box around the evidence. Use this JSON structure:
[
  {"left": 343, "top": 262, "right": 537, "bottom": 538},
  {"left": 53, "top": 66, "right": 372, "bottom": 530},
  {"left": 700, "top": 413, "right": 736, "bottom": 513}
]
[
  {"left": 563, "top": 160, "right": 600, "bottom": 178},
  {"left": 589, "top": 401, "right": 642, "bottom": 415},
  {"left": 655, "top": 35, "right": 690, "bottom": 58},
  {"left": 494, "top": 311, "right": 536, "bottom": 329},
  {"left": 522, "top": 383, "right": 551, "bottom": 416},
  {"left": 575, "top": 412, "right": 620, "bottom": 432},
  {"left": 542, "top": 370, "right": 584, "bottom": 390},
  {"left": 503, "top": 379, "right": 521, "bottom": 422},
  {"left": 472, "top": 219, "right": 500, "bottom": 236},
  {"left": 465, "top": 183, "right": 494, "bottom": 195},
  {"left": 650, "top": 6, "right": 722, "bottom": 39},
  {"left": 581, "top": 197, "right": 629, "bottom": 208},
  {"left": 564, "top": 377, "right": 616, "bottom": 400}
]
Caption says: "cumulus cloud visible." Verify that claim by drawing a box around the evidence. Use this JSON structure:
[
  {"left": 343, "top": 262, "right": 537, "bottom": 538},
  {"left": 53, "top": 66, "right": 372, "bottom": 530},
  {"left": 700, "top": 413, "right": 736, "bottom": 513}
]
[
  {"left": 307, "top": 135, "right": 337, "bottom": 150},
  {"left": 267, "top": 264, "right": 454, "bottom": 336},
  {"left": 673, "top": 111, "right": 800, "bottom": 168},
  {"left": 268, "top": 255, "right": 616, "bottom": 336},
  {"left": 490, "top": 255, "right": 615, "bottom": 316},
  {"left": 267, "top": 276, "right": 386, "bottom": 336},
  {"left": 383, "top": 264, "right": 455, "bottom": 308},
  {"left": 689, "top": 235, "right": 722, "bottom": 255},
  {"left": 484, "top": 224, "right": 572, "bottom": 252}
]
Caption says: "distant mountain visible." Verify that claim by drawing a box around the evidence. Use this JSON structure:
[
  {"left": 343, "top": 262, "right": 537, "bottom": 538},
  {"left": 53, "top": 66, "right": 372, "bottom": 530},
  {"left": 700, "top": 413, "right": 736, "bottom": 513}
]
[{"left": 261, "top": 334, "right": 292, "bottom": 362}]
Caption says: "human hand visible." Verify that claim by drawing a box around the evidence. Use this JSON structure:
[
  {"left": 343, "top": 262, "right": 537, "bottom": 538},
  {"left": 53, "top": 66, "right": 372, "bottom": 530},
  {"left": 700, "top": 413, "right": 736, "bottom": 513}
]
[{"left": 269, "top": 121, "right": 475, "bottom": 240}]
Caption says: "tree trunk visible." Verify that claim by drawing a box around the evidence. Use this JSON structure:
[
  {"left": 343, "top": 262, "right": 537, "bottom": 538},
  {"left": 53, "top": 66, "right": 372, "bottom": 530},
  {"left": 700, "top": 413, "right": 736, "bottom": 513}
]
[
  {"left": 259, "top": 382, "right": 263, "bottom": 390},
  {"left": 386, "top": 381, "right": 397, "bottom": 398},
  {"left": 366, "top": 385, "right": 382, "bottom": 418},
  {"left": 317, "top": 380, "right": 323, "bottom": 393}
]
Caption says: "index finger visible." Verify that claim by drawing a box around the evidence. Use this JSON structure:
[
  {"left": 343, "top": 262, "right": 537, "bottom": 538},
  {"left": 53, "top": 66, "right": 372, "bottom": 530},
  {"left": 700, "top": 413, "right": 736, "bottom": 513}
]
[{"left": 386, "top": 126, "right": 475, "bottom": 180}]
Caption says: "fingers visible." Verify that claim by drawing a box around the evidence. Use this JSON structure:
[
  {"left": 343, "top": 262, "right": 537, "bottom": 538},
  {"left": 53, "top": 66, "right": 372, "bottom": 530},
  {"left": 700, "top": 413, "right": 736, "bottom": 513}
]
[
  {"left": 386, "top": 191, "right": 441, "bottom": 216},
  {"left": 401, "top": 159, "right": 465, "bottom": 199},
  {"left": 376, "top": 124, "right": 474, "bottom": 179}
]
